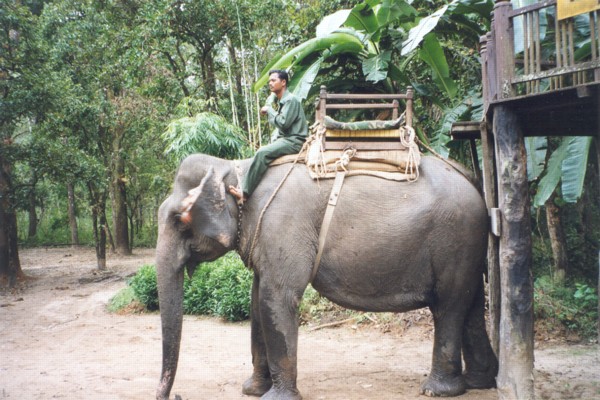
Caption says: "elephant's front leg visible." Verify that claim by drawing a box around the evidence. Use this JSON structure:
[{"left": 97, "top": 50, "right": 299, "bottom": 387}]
[
  {"left": 243, "top": 274, "right": 273, "bottom": 397},
  {"left": 257, "top": 278, "right": 303, "bottom": 400}
]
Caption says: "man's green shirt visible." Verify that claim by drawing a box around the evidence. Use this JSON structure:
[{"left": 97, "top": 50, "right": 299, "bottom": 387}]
[{"left": 265, "top": 91, "right": 308, "bottom": 139}]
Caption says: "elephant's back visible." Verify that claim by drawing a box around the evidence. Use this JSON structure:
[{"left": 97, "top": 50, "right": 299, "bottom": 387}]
[{"left": 255, "top": 155, "right": 487, "bottom": 242}]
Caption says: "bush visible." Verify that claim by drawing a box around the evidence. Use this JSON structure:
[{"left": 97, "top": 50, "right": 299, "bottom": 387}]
[
  {"left": 534, "top": 276, "right": 598, "bottom": 340},
  {"left": 183, "top": 264, "right": 213, "bottom": 315},
  {"left": 126, "top": 252, "right": 252, "bottom": 322},
  {"left": 129, "top": 264, "right": 160, "bottom": 311},
  {"left": 206, "top": 257, "right": 253, "bottom": 321}
]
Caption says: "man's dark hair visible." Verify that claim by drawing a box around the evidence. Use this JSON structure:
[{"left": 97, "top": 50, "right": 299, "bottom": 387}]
[{"left": 269, "top": 69, "right": 289, "bottom": 83}]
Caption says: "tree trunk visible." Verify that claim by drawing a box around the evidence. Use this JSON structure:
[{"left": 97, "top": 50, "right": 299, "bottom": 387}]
[
  {"left": 493, "top": 105, "right": 534, "bottom": 400},
  {"left": 98, "top": 200, "right": 107, "bottom": 270},
  {"left": 27, "top": 171, "right": 37, "bottom": 238},
  {"left": 595, "top": 131, "right": 600, "bottom": 344},
  {"left": 0, "top": 149, "right": 23, "bottom": 286},
  {"left": 545, "top": 194, "right": 569, "bottom": 283},
  {"left": 67, "top": 182, "right": 79, "bottom": 246},
  {"left": 111, "top": 133, "right": 130, "bottom": 255},
  {"left": 202, "top": 49, "right": 217, "bottom": 107},
  {"left": 88, "top": 183, "right": 107, "bottom": 270}
]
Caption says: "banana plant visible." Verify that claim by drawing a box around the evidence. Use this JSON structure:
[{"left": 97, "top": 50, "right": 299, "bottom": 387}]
[
  {"left": 526, "top": 136, "right": 593, "bottom": 207},
  {"left": 253, "top": 0, "right": 492, "bottom": 101}
]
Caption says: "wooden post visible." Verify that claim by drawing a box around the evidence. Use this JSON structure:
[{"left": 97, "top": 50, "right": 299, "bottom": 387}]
[
  {"left": 318, "top": 85, "right": 327, "bottom": 123},
  {"left": 480, "top": 33, "right": 501, "bottom": 356},
  {"left": 493, "top": 104, "right": 534, "bottom": 400},
  {"left": 480, "top": 120, "right": 501, "bottom": 356},
  {"left": 493, "top": 0, "right": 515, "bottom": 100},
  {"left": 596, "top": 93, "right": 600, "bottom": 344},
  {"left": 405, "top": 86, "right": 414, "bottom": 127}
]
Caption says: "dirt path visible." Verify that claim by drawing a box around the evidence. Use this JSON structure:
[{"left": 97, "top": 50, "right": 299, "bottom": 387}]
[{"left": 1, "top": 247, "right": 598, "bottom": 399}]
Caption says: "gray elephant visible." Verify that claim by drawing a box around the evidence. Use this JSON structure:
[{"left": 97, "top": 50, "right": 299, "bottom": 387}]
[{"left": 155, "top": 153, "right": 498, "bottom": 400}]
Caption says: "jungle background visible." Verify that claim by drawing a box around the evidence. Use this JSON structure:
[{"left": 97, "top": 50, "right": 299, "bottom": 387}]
[{"left": 1, "top": 0, "right": 598, "bottom": 341}]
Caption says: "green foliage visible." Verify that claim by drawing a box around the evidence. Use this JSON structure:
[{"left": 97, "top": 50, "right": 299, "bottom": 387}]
[
  {"left": 162, "top": 112, "right": 249, "bottom": 161},
  {"left": 206, "top": 258, "right": 253, "bottom": 321},
  {"left": 534, "top": 276, "right": 598, "bottom": 340},
  {"left": 183, "top": 264, "right": 213, "bottom": 315},
  {"left": 533, "top": 137, "right": 593, "bottom": 207},
  {"left": 129, "top": 264, "right": 160, "bottom": 311},
  {"left": 573, "top": 283, "right": 598, "bottom": 308},
  {"left": 17, "top": 206, "right": 95, "bottom": 246},
  {"left": 128, "top": 253, "right": 252, "bottom": 322}
]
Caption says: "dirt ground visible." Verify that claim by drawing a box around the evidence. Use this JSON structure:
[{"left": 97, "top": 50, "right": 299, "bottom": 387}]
[{"left": 1, "top": 247, "right": 599, "bottom": 400}]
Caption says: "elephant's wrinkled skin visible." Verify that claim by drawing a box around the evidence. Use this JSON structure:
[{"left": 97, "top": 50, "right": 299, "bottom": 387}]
[{"left": 155, "top": 154, "right": 498, "bottom": 400}]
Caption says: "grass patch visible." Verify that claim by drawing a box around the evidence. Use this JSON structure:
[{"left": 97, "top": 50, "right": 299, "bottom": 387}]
[{"left": 108, "top": 286, "right": 145, "bottom": 314}]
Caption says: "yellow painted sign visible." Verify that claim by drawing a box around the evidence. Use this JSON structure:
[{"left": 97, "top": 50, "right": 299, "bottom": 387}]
[{"left": 557, "top": 0, "right": 600, "bottom": 20}]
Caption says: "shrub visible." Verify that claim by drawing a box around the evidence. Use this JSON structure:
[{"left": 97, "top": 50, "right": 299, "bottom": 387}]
[
  {"left": 534, "top": 276, "right": 598, "bottom": 340},
  {"left": 183, "top": 264, "right": 213, "bottom": 315},
  {"left": 127, "top": 252, "right": 252, "bottom": 322},
  {"left": 129, "top": 264, "right": 159, "bottom": 311}
]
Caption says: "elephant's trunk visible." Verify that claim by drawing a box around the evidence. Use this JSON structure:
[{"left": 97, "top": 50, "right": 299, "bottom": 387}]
[{"left": 155, "top": 230, "right": 186, "bottom": 400}]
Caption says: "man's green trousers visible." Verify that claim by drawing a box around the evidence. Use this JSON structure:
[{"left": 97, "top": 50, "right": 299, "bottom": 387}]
[{"left": 242, "top": 135, "right": 305, "bottom": 196}]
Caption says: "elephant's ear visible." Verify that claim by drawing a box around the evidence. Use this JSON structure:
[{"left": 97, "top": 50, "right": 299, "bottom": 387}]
[{"left": 177, "top": 166, "right": 237, "bottom": 249}]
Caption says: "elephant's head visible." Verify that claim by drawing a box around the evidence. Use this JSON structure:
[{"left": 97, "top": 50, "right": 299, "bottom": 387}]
[{"left": 154, "top": 154, "right": 239, "bottom": 400}]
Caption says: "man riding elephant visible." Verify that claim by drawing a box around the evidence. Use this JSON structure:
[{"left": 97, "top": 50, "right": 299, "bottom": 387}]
[{"left": 229, "top": 69, "right": 308, "bottom": 204}]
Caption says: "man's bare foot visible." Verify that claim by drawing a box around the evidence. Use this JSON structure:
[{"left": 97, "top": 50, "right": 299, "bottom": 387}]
[{"left": 228, "top": 185, "right": 247, "bottom": 204}]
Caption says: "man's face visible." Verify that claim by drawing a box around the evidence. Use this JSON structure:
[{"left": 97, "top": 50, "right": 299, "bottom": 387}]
[{"left": 268, "top": 73, "right": 285, "bottom": 94}]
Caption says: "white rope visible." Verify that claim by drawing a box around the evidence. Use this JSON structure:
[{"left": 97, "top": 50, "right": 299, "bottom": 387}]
[
  {"left": 334, "top": 147, "right": 356, "bottom": 172},
  {"left": 315, "top": 124, "right": 328, "bottom": 177},
  {"left": 400, "top": 125, "right": 420, "bottom": 182}
]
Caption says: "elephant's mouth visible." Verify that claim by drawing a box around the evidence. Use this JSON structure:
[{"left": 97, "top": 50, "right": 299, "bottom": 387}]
[{"left": 189, "top": 235, "right": 228, "bottom": 264}]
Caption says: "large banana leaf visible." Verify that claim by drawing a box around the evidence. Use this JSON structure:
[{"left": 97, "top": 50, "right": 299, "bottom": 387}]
[
  {"left": 402, "top": 4, "right": 449, "bottom": 55},
  {"left": 374, "top": 0, "right": 418, "bottom": 25},
  {"left": 562, "top": 136, "right": 592, "bottom": 203},
  {"left": 362, "top": 50, "right": 392, "bottom": 82},
  {"left": 418, "top": 34, "right": 457, "bottom": 97},
  {"left": 289, "top": 56, "right": 324, "bottom": 100},
  {"left": 316, "top": 10, "right": 351, "bottom": 37},
  {"left": 533, "top": 136, "right": 591, "bottom": 206},
  {"left": 252, "top": 30, "right": 365, "bottom": 92},
  {"left": 346, "top": 3, "right": 380, "bottom": 36},
  {"left": 402, "top": 0, "right": 492, "bottom": 55},
  {"left": 525, "top": 136, "right": 547, "bottom": 181}
]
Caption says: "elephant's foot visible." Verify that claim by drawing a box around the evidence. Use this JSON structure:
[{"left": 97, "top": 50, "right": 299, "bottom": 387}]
[
  {"left": 243, "top": 374, "right": 273, "bottom": 397},
  {"left": 420, "top": 373, "right": 466, "bottom": 397},
  {"left": 260, "top": 387, "right": 302, "bottom": 400},
  {"left": 464, "top": 369, "right": 497, "bottom": 390}
]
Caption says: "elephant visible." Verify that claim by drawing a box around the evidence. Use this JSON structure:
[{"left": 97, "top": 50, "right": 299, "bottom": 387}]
[{"left": 154, "top": 153, "right": 499, "bottom": 400}]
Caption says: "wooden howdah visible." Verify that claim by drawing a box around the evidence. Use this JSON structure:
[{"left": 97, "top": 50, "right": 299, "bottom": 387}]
[{"left": 316, "top": 86, "right": 414, "bottom": 151}]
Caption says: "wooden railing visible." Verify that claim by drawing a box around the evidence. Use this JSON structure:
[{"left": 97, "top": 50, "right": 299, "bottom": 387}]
[{"left": 483, "top": 0, "right": 600, "bottom": 105}]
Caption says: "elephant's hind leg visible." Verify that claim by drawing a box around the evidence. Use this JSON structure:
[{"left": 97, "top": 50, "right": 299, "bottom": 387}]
[
  {"left": 462, "top": 281, "right": 498, "bottom": 389},
  {"left": 244, "top": 274, "right": 273, "bottom": 397},
  {"left": 421, "top": 304, "right": 468, "bottom": 397}
]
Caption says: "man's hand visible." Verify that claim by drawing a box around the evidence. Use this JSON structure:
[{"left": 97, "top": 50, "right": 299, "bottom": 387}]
[{"left": 260, "top": 105, "right": 269, "bottom": 115}]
